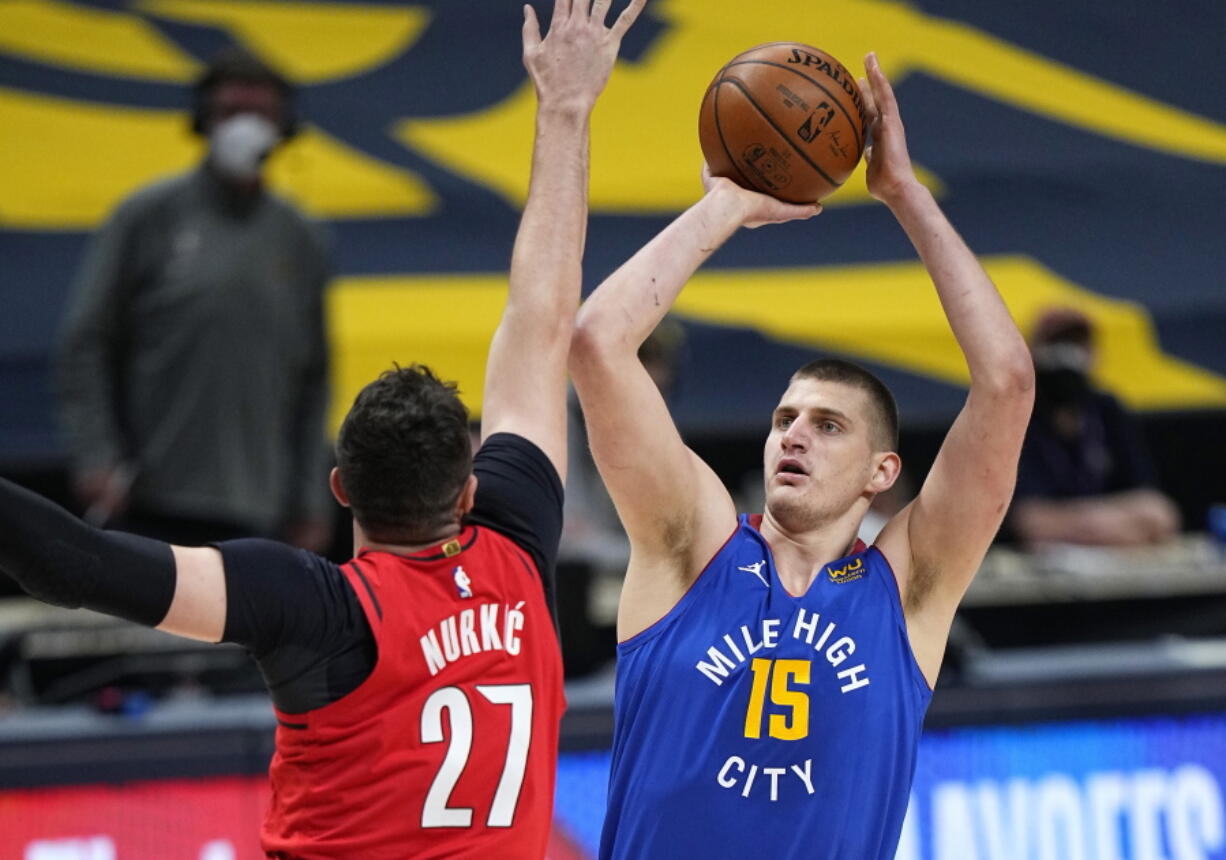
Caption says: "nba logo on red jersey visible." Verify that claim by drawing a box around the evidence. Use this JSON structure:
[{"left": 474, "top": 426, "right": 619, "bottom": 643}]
[{"left": 454, "top": 565, "right": 473, "bottom": 598}]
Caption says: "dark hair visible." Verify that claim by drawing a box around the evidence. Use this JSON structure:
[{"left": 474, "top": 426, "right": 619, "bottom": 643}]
[
  {"left": 1031, "top": 307, "right": 1093, "bottom": 348},
  {"left": 791, "top": 358, "right": 899, "bottom": 452},
  {"left": 336, "top": 365, "right": 473, "bottom": 543},
  {"left": 191, "top": 45, "right": 297, "bottom": 136}
]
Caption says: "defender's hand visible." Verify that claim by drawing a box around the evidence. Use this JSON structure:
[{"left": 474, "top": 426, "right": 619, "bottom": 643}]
[
  {"left": 522, "top": 0, "right": 647, "bottom": 114},
  {"left": 701, "top": 164, "right": 821, "bottom": 229},
  {"left": 74, "top": 464, "right": 132, "bottom": 527}
]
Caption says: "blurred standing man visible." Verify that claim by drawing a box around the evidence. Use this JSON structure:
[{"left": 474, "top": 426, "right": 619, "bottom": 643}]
[
  {"left": 6, "top": 1, "right": 644, "bottom": 856},
  {"left": 56, "top": 47, "right": 333, "bottom": 550},
  {"left": 569, "top": 54, "right": 1034, "bottom": 859}
]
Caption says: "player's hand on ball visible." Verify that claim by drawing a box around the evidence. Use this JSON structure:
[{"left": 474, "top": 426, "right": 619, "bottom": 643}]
[
  {"left": 862, "top": 52, "right": 921, "bottom": 205},
  {"left": 702, "top": 164, "right": 821, "bottom": 229},
  {"left": 522, "top": 0, "right": 647, "bottom": 114}
]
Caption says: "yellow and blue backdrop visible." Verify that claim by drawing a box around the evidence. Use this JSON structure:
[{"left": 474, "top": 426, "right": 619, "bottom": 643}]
[{"left": 2, "top": 0, "right": 1224, "bottom": 459}]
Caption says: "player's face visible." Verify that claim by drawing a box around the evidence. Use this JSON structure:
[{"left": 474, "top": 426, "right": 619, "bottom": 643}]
[{"left": 762, "top": 377, "right": 879, "bottom": 530}]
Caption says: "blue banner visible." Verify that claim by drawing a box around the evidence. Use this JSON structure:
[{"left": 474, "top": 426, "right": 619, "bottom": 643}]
[{"left": 555, "top": 711, "right": 1226, "bottom": 859}]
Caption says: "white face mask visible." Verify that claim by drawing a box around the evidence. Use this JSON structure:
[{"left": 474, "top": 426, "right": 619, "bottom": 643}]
[
  {"left": 208, "top": 114, "right": 280, "bottom": 182},
  {"left": 1032, "top": 341, "right": 1093, "bottom": 373}
]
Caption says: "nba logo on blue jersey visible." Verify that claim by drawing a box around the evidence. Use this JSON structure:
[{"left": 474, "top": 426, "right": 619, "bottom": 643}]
[{"left": 453, "top": 565, "right": 473, "bottom": 599}]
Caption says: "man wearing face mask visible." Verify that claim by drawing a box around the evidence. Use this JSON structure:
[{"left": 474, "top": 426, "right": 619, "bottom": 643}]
[
  {"left": 1008, "top": 307, "right": 1180, "bottom": 546},
  {"left": 55, "top": 46, "right": 334, "bottom": 551}
]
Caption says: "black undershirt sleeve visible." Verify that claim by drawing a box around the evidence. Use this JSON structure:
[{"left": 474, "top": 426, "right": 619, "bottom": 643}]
[
  {"left": 219, "top": 539, "right": 373, "bottom": 714},
  {"left": 0, "top": 476, "right": 374, "bottom": 715},
  {"left": 0, "top": 476, "right": 175, "bottom": 627},
  {"left": 465, "top": 433, "right": 564, "bottom": 609}
]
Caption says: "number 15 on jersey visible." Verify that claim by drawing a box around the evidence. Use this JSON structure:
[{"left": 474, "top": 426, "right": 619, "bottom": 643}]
[{"left": 744, "top": 658, "right": 811, "bottom": 741}]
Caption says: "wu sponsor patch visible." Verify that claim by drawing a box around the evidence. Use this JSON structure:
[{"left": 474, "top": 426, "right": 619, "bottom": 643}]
[{"left": 827, "top": 557, "right": 864, "bottom": 584}]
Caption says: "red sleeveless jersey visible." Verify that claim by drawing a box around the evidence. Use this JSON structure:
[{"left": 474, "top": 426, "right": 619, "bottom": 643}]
[{"left": 261, "top": 524, "right": 565, "bottom": 859}]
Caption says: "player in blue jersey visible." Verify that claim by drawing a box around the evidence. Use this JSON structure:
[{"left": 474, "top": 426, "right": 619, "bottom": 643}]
[{"left": 569, "top": 53, "right": 1035, "bottom": 858}]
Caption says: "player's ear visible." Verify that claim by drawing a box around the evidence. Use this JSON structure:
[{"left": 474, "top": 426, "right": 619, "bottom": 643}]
[
  {"left": 329, "top": 467, "right": 351, "bottom": 508},
  {"left": 867, "top": 451, "right": 901, "bottom": 494},
  {"left": 455, "top": 474, "right": 478, "bottom": 518}
]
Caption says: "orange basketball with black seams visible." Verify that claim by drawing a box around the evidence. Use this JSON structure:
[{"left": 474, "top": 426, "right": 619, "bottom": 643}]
[{"left": 699, "top": 42, "right": 868, "bottom": 203}]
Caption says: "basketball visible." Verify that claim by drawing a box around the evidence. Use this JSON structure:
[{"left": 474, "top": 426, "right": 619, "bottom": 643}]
[{"left": 699, "top": 42, "right": 868, "bottom": 203}]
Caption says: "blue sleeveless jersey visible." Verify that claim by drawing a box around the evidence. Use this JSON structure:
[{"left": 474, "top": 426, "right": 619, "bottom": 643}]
[{"left": 600, "top": 514, "right": 932, "bottom": 859}]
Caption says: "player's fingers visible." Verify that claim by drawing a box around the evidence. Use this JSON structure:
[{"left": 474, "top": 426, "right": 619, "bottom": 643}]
[
  {"left": 590, "top": 0, "right": 613, "bottom": 25},
  {"left": 522, "top": 4, "right": 542, "bottom": 53},
  {"left": 864, "top": 52, "right": 898, "bottom": 116},
  {"left": 864, "top": 50, "right": 881, "bottom": 78},
  {"left": 611, "top": 0, "right": 647, "bottom": 37},
  {"left": 551, "top": 0, "right": 570, "bottom": 28},
  {"left": 746, "top": 203, "right": 820, "bottom": 230},
  {"left": 858, "top": 76, "right": 878, "bottom": 127}
]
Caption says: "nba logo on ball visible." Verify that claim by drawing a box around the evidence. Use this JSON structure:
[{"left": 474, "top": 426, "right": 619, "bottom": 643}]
[
  {"left": 453, "top": 565, "right": 473, "bottom": 599},
  {"left": 699, "top": 42, "right": 867, "bottom": 203}
]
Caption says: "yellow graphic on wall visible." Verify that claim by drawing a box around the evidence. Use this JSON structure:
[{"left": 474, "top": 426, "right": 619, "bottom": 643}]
[
  {"left": 0, "top": 87, "right": 437, "bottom": 228},
  {"left": 5, "top": 0, "right": 1226, "bottom": 227},
  {"left": 327, "top": 256, "right": 1226, "bottom": 430},
  {"left": 0, "top": 0, "right": 435, "bottom": 227},
  {"left": 2, "top": 0, "right": 1224, "bottom": 416},
  {"left": 0, "top": 0, "right": 197, "bottom": 80},
  {"left": 403, "top": 0, "right": 1226, "bottom": 212},
  {"left": 134, "top": 0, "right": 429, "bottom": 83}
]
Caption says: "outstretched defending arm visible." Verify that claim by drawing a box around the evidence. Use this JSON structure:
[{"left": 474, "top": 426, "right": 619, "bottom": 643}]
[
  {"left": 0, "top": 475, "right": 226, "bottom": 642},
  {"left": 865, "top": 53, "right": 1035, "bottom": 683},
  {"left": 478, "top": 0, "right": 645, "bottom": 483},
  {"left": 570, "top": 172, "right": 818, "bottom": 639}
]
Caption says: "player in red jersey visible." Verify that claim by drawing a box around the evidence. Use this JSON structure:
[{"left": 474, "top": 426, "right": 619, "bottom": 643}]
[{"left": 0, "top": 0, "right": 645, "bottom": 857}]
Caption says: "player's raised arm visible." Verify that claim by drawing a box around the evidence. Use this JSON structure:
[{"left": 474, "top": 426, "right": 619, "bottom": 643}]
[
  {"left": 864, "top": 53, "right": 1035, "bottom": 679},
  {"left": 570, "top": 171, "right": 817, "bottom": 636},
  {"left": 479, "top": 0, "right": 645, "bottom": 482}
]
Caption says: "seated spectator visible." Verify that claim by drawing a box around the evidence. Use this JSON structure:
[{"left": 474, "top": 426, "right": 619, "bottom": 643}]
[{"left": 1009, "top": 308, "right": 1180, "bottom": 546}]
